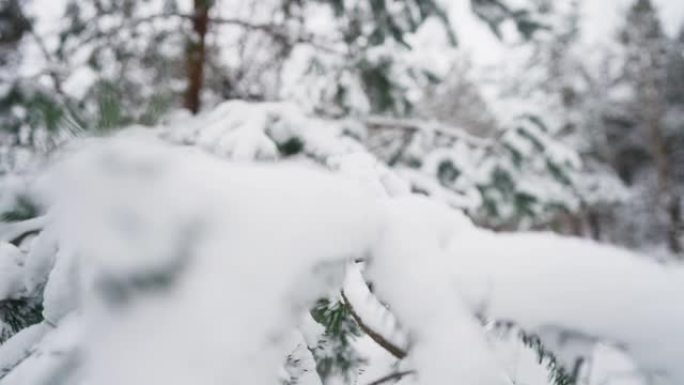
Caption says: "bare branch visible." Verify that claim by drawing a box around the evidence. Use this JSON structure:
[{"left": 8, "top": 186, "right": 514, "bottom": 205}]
[
  {"left": 27, "top": 28, "right": 67, "bottom": 98},
  {"left": 365, "top": 116, "right": 493, "bottom": 148}
]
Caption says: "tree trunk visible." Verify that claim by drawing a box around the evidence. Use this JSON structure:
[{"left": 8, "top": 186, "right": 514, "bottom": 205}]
[
  {"left": 667, "top": 195, "right": 682, "bottom": 255},
  {"left": 645, "top": 85, "right": 682, "bottom": 255},
  {"left": 184, "top": 0, "right": 212, "bottom": 115},
  {"left": 587, "top": 210, "right": 601, "bottom": 241}
]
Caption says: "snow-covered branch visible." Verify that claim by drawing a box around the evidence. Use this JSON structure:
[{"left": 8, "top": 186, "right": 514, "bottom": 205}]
[
  {"left": 341, "top": 264, "right": 408, "bottom": 359},
  {"left": 447, "top": 230, "right": 684, "bottom": 383}
]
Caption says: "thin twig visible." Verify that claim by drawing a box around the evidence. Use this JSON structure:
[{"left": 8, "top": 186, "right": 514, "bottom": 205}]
[
  {"left": 66, "top": 12, "right": 345, "bottom": 57},
  {"left": 27, "top": 28, "right": 64, "bottom": 95},
  {"left": 366, "top": 370, "right": 416, "bottom": 385},
  {"left": 0, "top": 216, "right": 47, "bottom": 245}
]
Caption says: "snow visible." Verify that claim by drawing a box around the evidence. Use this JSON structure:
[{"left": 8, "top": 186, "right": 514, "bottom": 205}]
[
  {"left": 162, "top": 101, "right": 365, "bottom": 163},
  {"left": 331, "top": 152, "right": 411, "bottom": 198},
  {"left": 62, "top": 67, "right": 98, "bottom": 100}
]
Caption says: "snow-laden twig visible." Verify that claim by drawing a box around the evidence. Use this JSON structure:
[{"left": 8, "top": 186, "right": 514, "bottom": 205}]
[{"left": 341, "top": 263, "right": 408, "bottom": 359}]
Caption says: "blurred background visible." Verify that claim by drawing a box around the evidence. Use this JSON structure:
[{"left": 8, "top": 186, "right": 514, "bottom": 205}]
[{"left": 1, "top": 0, "right": 684, "bottom": 260}]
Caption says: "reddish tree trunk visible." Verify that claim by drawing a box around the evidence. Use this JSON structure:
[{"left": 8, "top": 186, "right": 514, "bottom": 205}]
[{"left": 184, "top": 0, "right": 211, "bottom": 114}]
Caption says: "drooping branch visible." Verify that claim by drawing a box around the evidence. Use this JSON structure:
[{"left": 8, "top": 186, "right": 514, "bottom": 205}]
[{"left": 340, "top": 264, "right": 409, "bottom": 360}]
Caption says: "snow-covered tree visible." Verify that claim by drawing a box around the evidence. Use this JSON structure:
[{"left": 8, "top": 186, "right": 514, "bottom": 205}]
[
  {"left": 0, "top": 102, "right": 682, "bottom": 385},
  {"left": 572, "top": 0, "right": 684, "bottom": 258}
]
